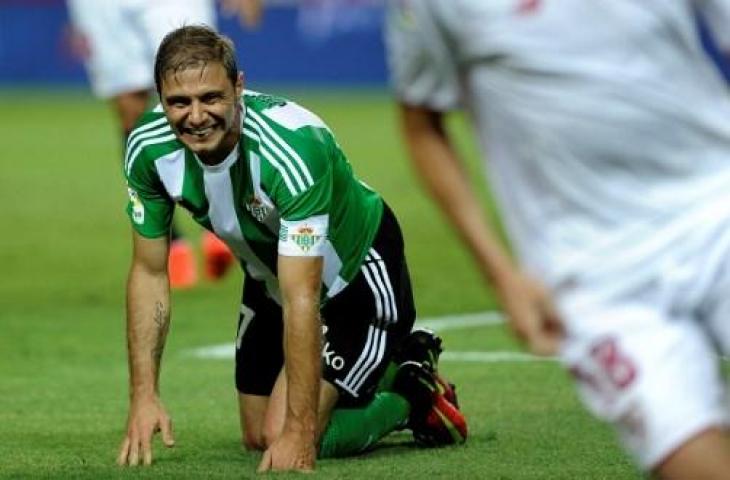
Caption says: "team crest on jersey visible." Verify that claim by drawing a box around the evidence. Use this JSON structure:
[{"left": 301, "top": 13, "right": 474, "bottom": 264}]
[
  {"left": 127, "top": 187, "right": 144, "bottom": 224},
  {"left": 245, "top": 196, "right": 269, "bottom": 223},
  {"left": 289, "top": 225, "right": 322, "bottom": 253}
]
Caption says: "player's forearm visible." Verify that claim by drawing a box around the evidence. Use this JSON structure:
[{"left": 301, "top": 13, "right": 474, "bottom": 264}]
[
  {"left": 125, "top": 264, "right": 171, "bottom": 400},
  {"left": 400, "top": 106, "right": 517, "bottom": 286},
  {"left": 281, "top": 297, "right": 320, "bottom": 443},
  {"left": 278, "top": 257, "right": 323, "bottom": 442}
]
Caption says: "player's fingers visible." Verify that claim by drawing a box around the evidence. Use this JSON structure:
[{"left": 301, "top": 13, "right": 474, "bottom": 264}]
[
  {"left": 117, "top": 437, "right": 130, "bottom": 466},
  {"left": 257, "top": 450, "right": 272, "bottom": 473},
  {"left": 527, "top": 325, "right": 561, "bottom": 356},
  {"left": 542, "top": 299, "right": 565, "bottom": 336},
  {"left": 161, "top": 417, "right": 175, "bottom": 447},
  {"left": 141, "top": 434, "right": 153, "bottom": 466},
  {"left": 128, "top": 437, "right": 140, "bottom": 467}
]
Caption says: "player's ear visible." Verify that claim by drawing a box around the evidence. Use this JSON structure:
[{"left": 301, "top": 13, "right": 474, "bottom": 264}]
[{"left": 236, "top": 71, "right": 244, "bottom": 96}]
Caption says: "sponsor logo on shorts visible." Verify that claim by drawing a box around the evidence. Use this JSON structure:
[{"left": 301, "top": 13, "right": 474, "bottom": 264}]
[
  {"left": 321, "top": 324, "right": 345, "bottom": 371},
  {"left": 289, "top": 225, "right": 322, "bottom": 253}
]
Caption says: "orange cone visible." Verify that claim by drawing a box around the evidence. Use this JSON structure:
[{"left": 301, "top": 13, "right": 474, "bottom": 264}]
[
  {"left": 202, "top": 231, "right": 235, "bottom": 280},
  {"left": 168, "top": 239, "right": 198, "bottom": 289}
]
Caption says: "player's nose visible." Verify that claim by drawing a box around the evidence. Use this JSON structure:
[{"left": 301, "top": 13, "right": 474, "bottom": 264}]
[{"left": 189, "top": 100, "right": 206, "bottom": 126}]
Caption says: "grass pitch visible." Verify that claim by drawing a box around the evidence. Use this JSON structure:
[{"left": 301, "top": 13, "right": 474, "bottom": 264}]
[{"left": 0, "top": 89, "right": 639, "bottom": 479}]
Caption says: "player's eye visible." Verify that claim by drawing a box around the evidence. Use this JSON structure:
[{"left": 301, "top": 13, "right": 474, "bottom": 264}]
[
  {"left": 201, "top": 93, "right": 222, "bottom": 104},
  {"left": 166, "top": 96, "right": 190, "bottom": 108}
]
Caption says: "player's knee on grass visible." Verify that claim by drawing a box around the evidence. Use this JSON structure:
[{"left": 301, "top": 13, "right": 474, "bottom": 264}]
[
  {"left": 239, "top": 394, "right": 268, "bottom": 451},
  {"left": 242, "top": 429, "right": 265, "bottom": 451}
]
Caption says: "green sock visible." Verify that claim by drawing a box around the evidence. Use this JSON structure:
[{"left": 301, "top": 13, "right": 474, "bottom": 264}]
[
  {"left": 376, "top": 361, "right": 399, "bottom": 392},
  {"left": 318, "top": 392, "right": 410, "bottom": 458}
]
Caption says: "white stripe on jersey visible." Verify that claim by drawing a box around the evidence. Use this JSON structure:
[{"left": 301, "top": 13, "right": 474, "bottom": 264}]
[
  {"left": 126, "top": 116, "right": 168, "bottom": 148},
  {"left": 248, "top": 152, "right": 281, "bottom": 235},
  {"left": 247, "top": 109, "right": 315, "bottom": 187},
  {"left": 125, "top": 119, "right": 171, "bottom": 169},
  {"left": 126, "top": 133, "right": 177, "bottom": 175},
  {"left": 154, "top": 149, "right": 186, "bottom": 200},
  {"left": 243, "top": 127, "right": 260, "bottom": 143},
  {"left": 326, "top": 276, "right": 348, "bottom": 298},
  {"left": 335, "top": 324, "right": 387, "bottom": 397},
  {"left": 321, "top": 240, "right": 344, "bottom": 292},
  {"left": 202, "top": 164, "right": 281, "bottom": 302},
  {"left": 253, "top": 134, "right": 299, "bottom": 195},
  {"left": 245, "top": 118, "right": 302, "bottom": 194}
]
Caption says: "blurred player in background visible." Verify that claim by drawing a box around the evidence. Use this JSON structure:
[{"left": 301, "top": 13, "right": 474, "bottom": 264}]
[
  {"left": 386, "top": 1, "right": 730, "bottom": 478},
  {"left": 67, "top": 0, "right": 262, "bottom": 288},
  {"left": 116, "top": 25, "right": 466, "bottom": 472}
]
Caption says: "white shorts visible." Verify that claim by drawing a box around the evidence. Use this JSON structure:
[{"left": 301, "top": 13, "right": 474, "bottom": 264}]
[
  {"left": 67, "top": 0, "right": 216, "bottom": 98},
  {"left": 556, "top": 215, "right": 730, "bottom": 469}
]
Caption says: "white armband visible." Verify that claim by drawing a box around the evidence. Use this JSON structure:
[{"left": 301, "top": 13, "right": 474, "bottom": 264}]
[{"left": 278, "top": 214, "right": 329, "bottom": 256}]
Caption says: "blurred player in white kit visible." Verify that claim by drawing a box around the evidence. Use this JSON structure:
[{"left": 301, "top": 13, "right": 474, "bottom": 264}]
[
  {"left": 386, "top": 1, "right": 730, "bottom": 478},
  {"left": 67, "top": 0, "right": 260, "bottom": 288}
]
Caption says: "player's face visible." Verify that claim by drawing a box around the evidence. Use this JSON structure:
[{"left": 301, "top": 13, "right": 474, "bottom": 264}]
[{"left": 160, "top": 62, "right": 243, "bottom": 164}]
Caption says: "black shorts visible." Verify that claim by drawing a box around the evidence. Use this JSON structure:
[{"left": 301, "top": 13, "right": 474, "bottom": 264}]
[{"left": 235, "top": 203, "right": 416, "bottom": 406}]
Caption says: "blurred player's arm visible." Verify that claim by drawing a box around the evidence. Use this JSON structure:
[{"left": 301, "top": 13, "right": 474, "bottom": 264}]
[
  {"left": 257, "top": 255, "right": 322, "bottom": 472},
  {"left": 220, "top": 0, "right": 263, "bottom": 29},
  {"left": 398, "top": 103, "right": 563, "bottom": 356},
  {"left": 117, "top": 231, "right": 175, "bottom": 467}
]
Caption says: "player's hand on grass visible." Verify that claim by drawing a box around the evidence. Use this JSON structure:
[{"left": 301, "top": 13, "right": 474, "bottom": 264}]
[
  {"left": 496, "top": 271, "right": 564, "bottom": 356},
  {"left": 117, "top": 395, "right": 174, "bottom": 467},
  {"left": 256, "top": 429, "right": 316, "bottom": 473}
]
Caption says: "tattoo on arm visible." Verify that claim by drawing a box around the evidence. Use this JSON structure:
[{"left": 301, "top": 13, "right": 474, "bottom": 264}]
[{"left": 152, "top": 301, "right": 169, "bottom": 365}]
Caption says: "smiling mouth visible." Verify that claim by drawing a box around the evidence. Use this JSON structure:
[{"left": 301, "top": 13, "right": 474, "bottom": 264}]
[{"left": 183, "top": 126, "right": 215, "bottom": 139}]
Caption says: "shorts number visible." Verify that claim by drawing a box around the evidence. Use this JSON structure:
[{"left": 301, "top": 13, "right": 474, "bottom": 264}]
[{"left": 590, "top": 337, "right": 637, "bottom": 390}]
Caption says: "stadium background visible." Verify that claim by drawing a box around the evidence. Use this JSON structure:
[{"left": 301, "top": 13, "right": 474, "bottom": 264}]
[
  {"left": 7, "top": 1, "right": 717, "bottom": 478},
  {"left": 0, "top": 0, "right": 388, "bottom": 87}
]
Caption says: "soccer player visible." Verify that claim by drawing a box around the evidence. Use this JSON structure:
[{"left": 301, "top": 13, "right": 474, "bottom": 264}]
[
  {"left": 66, "top": 0, "right": 260, "bottom": 287},
  {"left": 385, "top": 1, "right": 730, "bottom": 478},
  {"left": 116, "top": 25, "right": 466, "bottom": 472}
]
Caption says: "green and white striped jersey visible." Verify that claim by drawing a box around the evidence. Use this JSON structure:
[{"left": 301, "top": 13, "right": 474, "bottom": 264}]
[{"left": 124, "top": 90, "right": 383, "bottom": 302}]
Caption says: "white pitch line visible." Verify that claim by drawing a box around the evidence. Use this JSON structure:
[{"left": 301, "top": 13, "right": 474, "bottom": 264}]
[
  {"left": 417, "top": 310, "right": 504, "bottom": 331},
  {"left": 442, "top": 351, "right": 555, "bottom": 363},
  {"left": 185, "top": 310, "right": 556, "bottom": 363}
]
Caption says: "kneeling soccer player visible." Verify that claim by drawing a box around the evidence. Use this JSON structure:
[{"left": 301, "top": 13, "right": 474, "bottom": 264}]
[{"left": 116, "top": 25, "right": 465, "bottom": 473}]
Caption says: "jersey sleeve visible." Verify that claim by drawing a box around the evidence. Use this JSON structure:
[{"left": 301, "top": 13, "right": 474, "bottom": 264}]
[
  {"left": 124, "top": 150, "right": 174, "bottom": 239},
  {"left": 271, "top": 133, "right": 334, "bottom": 258},
  {"left": 696, "top": 0, "right": 730, "bottom": 50},
  {"left": 385, "top": 0, "right": 461, "bottom": 111}
]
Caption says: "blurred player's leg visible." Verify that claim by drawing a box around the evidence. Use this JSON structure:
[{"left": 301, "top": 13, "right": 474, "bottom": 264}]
[
  {"left": 656, "top": 428, "right": 730, "bottom": 480},
  {"left": 561, "top": 296, "right": 730, "bottom": 475},
  {"left": 112, "top": 90, "right": 150, "bottom": 137}
]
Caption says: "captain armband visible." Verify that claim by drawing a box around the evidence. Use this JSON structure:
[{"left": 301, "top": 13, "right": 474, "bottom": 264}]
[{"left": 278, "top": 214, "right": 329, "bottom": 257}]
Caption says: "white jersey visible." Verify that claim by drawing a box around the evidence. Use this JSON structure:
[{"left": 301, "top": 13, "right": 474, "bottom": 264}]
[
  {"left": 386, "top": 0, "right": 730, "bottom": 290},
  {"left": 67, "top": 0, "right": 215, "bottom": 98}
]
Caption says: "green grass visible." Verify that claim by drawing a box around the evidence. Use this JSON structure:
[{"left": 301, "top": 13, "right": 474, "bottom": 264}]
[{"left": 0, "top": 89, "right": 638, "bottom": 479}]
